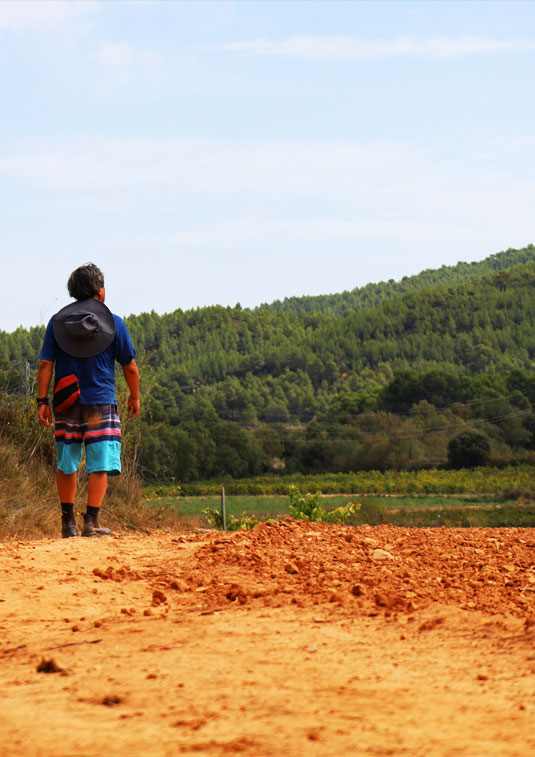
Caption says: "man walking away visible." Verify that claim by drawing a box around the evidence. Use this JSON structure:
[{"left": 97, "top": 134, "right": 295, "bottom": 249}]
[{"left": 37, "top": 263, "right": 140, "bottom": 538}]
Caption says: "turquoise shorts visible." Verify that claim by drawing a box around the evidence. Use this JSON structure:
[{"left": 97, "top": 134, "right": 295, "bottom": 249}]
[{"left": 54, "top": 404, "right": 122, "bottom": 476}]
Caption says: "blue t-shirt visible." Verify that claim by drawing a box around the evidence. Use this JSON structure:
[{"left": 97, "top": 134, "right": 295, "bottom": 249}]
[{"left": 39, "top": 312, "right": 136, "bottom": 405}]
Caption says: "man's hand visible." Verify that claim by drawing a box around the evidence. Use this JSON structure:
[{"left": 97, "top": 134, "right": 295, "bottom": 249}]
[
  {"left": 122, "top": 360, "right": 140, "bottom": 418},
  {"left": 127, "top": 396, "right": 140, "bottom": 417},
  {"left": 38, "top": 403, "right": 52, "bottom": 427},
  {"left": 37, "top": 360, "right": 53, "bottom": 427}
]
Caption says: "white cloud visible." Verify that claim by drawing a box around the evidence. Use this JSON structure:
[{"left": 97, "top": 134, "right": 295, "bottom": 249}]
[
  {"left": 1, "top": 135, "right": 533, "bottom": 254},
  {"left": 92, "top": 41, "right": 161, "bottom": 67},
  {"left": 114, "top": 217, "right": 476, "bottom": 258},
  {"left": 218, "top": 34, "right": 535, "bottom": 61},
  {"left": 1, "top": 134, "right": 534, "bottom": 329},
  {"left": 0, "top": 136, "right": 419, "bottom": 202},
  {"left": 0, "top": 0, "right": 98, "bottom": 33}
]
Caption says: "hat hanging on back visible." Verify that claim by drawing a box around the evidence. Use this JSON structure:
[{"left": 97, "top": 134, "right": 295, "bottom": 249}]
[{"left": 52, "top": 299, "right": 116, "bottom": 358}]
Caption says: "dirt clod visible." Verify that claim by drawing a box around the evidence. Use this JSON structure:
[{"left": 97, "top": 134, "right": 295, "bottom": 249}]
[
  {"left": 418, "top": 617, "right": 445, "bottom": 632},
  {"left": 37, "top": 658, "right": 63, "bottom": 674},
  {"left": 102, "top": 695, "right": 122, "bottom": 707},
  {"left": 151, "top": 589, "right": 167, "bottom": 606}
]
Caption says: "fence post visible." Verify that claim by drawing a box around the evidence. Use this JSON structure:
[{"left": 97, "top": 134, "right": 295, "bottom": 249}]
[{"left": 220, "top": 486, "right": 227, "bottom": 531}]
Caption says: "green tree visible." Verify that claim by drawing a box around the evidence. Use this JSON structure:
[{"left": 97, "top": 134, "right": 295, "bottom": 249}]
[{"left": 447, "top": 430, "right": 491, "bottom": 469}]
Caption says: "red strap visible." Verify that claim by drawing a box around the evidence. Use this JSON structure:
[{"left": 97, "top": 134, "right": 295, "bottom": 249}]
[
  {"left": 54, "top": 374, "right": 79, "bottom": 393},
  {"left": 54, "top": 390, "right": 81, "bottom": 414}
]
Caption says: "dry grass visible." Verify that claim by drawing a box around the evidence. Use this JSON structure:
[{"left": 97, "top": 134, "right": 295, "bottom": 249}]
[
  {"left": 0, "top": 394, "right": 183, "bottom": 540},
  {"left": 0, "top": 442, "right": 58, "bottom": 539}
]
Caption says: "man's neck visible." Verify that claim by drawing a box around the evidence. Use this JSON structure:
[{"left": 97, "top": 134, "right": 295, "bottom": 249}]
[{"left": 93, "top": 287, "right": 106, "bottom": 303}]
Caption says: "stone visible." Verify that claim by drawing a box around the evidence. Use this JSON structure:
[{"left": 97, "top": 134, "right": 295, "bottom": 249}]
[{"left": 372, "top": 548, "right": 394, "bottom": 561}]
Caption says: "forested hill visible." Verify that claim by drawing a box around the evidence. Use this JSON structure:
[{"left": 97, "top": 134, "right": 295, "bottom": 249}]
[
  {"left": 3, "top": 244, "right": 535, "bottom": 481},
  {"left": 258, "top": 244, "right": 535, "bottom": 315},
  {"left": 123, "top": 263, "right": 535, "bottom": 413},
  {"left": 124, "top": 261, "right": 535, "bottom": 479}
]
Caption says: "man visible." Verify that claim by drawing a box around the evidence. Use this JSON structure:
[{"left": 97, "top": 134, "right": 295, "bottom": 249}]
[{"left": 37, "top": 263, "right": 140, "bottom": 538}]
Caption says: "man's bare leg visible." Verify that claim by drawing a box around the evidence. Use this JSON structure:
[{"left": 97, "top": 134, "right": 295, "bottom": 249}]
[
  {"left": 57, "top": 470, "right": 77, "bottom": 502},
  {"left": 87, "top": 471, "right": 108, "bottom": 508}
]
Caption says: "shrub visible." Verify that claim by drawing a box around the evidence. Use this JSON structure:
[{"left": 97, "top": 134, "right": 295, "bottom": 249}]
[
  {"left": 202, "top": 507, "right": 260, "bottom": 531},
  {"left": 447, "top": 430, "right": 491, "bottom": 469},
  {"left": 287, "top": 485, "right": 360, "bottom": 524}
]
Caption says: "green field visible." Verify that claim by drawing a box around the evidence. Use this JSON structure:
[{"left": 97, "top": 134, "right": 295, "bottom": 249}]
[
  {"left": 143, "top": 466, "right": 535, "bottom": 529},
  {"left": 150, "top": 493, "right": 490, "bottom": 516},
  {"left": 145, "top": 492, "right": 535, "bottom": 529}
]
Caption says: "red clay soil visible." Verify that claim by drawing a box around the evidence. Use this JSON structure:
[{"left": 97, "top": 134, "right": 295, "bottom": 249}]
[{"left": 1, "top": 520, "right": 534, "bottom": 756}]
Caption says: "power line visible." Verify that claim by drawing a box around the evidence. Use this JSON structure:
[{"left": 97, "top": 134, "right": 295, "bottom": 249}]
[
  {"left": 170, "top": 408, "right": 531, "bottom": 446},
  {"left": 199, "top": 386, "right": 535, "bottom": 424}
]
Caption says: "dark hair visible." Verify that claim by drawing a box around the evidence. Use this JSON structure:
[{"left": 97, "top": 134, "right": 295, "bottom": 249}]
[{"left": 67, "top": 263, "right": 104, "bottom": 301}]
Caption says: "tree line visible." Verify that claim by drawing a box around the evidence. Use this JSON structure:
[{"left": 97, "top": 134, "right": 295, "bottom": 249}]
[{"left": 1, "top": 245, "right": 535, "bottom": 481}]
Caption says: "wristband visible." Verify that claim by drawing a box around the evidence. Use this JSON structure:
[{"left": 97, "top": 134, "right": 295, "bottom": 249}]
[{"left": 36, "top": 397, "right": 49, "bottom": 406}]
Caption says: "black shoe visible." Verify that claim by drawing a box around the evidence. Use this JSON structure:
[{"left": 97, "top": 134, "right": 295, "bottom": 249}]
[
  {"left": 61, "top": 514, "right": 80, "bottom": 538},
  {"left": 81, "top": 512, "right": 112, "bottom": 537}
]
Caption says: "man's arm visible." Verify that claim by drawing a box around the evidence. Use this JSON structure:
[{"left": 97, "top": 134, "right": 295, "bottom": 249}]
[
  {"left": 37, "top": 359, "right": 54, "bottom": 427},
  {"left": 122, "top": 359, "right": 140, "bottom": 417}
]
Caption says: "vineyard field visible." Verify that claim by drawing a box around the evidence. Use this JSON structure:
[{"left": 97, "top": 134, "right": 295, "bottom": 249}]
[{"left": 145, "top": 465, "right": 535, "bottom": 497}]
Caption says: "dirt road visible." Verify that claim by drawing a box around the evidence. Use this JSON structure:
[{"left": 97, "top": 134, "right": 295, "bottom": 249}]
[{"left": 1, "top": 520, "right": 534, "bottom": 756}]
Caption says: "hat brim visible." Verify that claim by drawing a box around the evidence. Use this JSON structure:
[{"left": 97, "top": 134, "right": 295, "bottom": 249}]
[{"left": 52, "top": 299, "right": 116, "bottom": 358}]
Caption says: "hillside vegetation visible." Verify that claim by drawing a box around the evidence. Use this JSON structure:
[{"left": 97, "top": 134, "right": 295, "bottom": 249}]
[
  {"left": 258, "top": 244, "right": 535, "bottom": 315},
  {"left": 2, "top": 244, "right": 535, "bottom": 482}
]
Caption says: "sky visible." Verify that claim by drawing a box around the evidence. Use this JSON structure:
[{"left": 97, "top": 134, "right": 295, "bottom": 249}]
[{"left": 1, "top": 0, "right": 534, "bottom": 331}]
